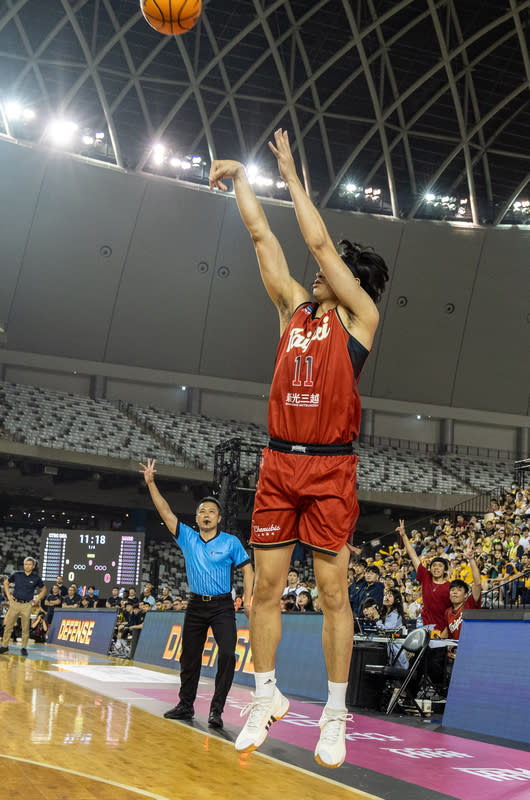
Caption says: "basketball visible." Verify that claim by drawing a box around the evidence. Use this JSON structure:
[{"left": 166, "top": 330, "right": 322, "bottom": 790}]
[{"left": 140, "top": 0, "right": 202, "bottom": 36}]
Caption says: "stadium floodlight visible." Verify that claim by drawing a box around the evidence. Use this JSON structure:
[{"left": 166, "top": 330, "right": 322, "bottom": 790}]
[
  {"left": 346, "top": 183, "right": 357, "bottom": 192},
  {"left": 246, "top": 164, "right": 258, "bottom": 184},
  {"left": 373, "top": 188, "right": 381, "bottom": 197},
  {"left": 5, "top": 101, "right": 22, "bottom": 120},
  {"left": 522, "top": 200, "right": 530, "bottom": 208},
  {"left": 364, "top": 187, "right": 373, "bottom": 195},
  {"left": 94, "top": 131, "right": 105, "bottom": 140},
  {"left": 47, "top": 119, "right": 78, "bottom": 145},
  {"left": 152, "top": 143, "right": 166, "bottom": 165},
  {"left": 82, "top": 134, "right": 94, "bottom": 145},
  {"left": 191, "top": 155, "right": 201, "bottom": 165},
  {"left": 23, "top": 108, "right": 36, "bottom": 121},
  {"left": 169, "top": 156, "right": 181, "bottom": 168},
  {"left": 513, "top": 201, "right": 522, "bottom": 209},
  {"left": 457, "top": 207, "right": 466, "bottom": 216},
  {"left": 276, "top": 180, "right": 286, "bottom": 189},
  {"left": 425, "top": 193, "right": 436, "bottom": 202},
  {"left": 181, "top": 160, "right": 192, "bottom": 170}
]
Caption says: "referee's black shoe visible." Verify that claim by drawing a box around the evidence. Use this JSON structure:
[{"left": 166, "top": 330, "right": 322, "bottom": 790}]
[
  {"left": 208, "top": 710, "right": 223, "bottom": 729},
  {"left": 163, "top": 703, "right": 194, "bottom": 720}
]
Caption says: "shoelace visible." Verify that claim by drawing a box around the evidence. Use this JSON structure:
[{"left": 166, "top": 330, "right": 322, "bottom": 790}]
[
  {"left": 319, "top": 712, "right": 353, "bottom": 742},
  {"left": 240, "top": 695, "right": 272, "bottom": 727}
]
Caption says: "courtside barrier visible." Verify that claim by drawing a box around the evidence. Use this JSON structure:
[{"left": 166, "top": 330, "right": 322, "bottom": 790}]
[
  {"left": 48, "top": 608, "right": 117, "bottom": 655},
  {"left": 443, "top": 610, "right": 530, "bottom": 745},
  {"left": 134, "top": 610, "right": 328, "bottom": 701}
]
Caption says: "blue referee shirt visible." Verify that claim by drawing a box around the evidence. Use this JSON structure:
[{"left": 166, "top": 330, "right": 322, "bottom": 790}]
[
  {"left": 173, "top": 523, "right": 250, "bottom": 596},
  {"left": 9, "top": 570, "right": 44, "bottom": 602}
]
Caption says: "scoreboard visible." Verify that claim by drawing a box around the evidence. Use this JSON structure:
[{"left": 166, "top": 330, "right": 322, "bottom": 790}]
[{"left": 39, "top": 528, "right": 145, "bottom": 595}]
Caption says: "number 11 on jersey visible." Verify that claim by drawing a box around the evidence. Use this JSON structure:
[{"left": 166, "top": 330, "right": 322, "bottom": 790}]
[{"left": 292, "top": 355, "right": 314, "bottom": 387}]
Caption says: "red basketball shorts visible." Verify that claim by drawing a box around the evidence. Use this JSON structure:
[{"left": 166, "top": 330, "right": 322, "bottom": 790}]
[{"left": 250, "top": 448, "right": 359, "bottom": 555}]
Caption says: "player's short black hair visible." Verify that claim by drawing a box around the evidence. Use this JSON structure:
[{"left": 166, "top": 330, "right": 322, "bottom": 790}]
[
  {"left": 338, "top": 240, "right": 389, "bottom": 304},
  {"left": 449, "top": 579, "right": 469, "bottom": 592},
  {"left": 196, "top": 496, "right": 222, "bottom": 513}
]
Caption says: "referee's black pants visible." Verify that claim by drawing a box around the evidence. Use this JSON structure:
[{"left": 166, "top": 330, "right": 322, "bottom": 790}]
[{"left": 179, "top": 596, "right": 237, "bottom": 714}]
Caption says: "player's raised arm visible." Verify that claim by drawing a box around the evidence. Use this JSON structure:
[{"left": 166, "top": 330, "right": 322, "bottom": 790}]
[
  {"left": 209, "top": 159, "right": 309, "bottom": 331},
  {"left": 269, "top": 129, "right": 385, "bottom": 347},
  {"left": 139, "top": 459, "right": 177, "bottom": 535}
]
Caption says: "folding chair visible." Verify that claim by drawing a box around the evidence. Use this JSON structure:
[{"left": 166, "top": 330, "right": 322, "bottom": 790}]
[{"left": 364, "top": 627, "right": 431, "bottom": 715}]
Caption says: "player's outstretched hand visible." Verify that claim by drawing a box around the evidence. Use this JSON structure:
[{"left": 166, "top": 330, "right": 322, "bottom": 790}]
[
  {"left": 139, "top": 458, "right": 157, "bottom": 484},
  {"left": 209, "top": 159, "right": 245, "bottom": 191},
  {"left": 268, "top": 128, "right": 297, "bottom": 183}
]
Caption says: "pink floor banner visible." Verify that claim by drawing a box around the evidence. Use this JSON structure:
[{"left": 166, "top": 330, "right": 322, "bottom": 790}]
[{"left": 133, "top": 684, "right": 530, "bottom": 800}]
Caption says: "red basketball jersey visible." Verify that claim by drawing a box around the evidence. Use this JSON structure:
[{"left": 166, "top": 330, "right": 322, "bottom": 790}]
[{"left": 268, "top": 303, "right": 369, "bottom": 444}]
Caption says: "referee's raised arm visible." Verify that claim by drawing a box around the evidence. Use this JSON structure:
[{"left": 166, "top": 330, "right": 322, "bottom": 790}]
[{"left": 139, "top": 459, "right": 177, "bottom": 535}]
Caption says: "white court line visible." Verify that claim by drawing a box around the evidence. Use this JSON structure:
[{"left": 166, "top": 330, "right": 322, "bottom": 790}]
[
  {"left": 253, "top": 749, "right": 383, "bottom": 800},
  {"left": 0, "top": 754, "right": 170, "bottom": 800}
]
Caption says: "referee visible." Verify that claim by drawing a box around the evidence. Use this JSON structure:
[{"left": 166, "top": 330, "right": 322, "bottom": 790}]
[
  {"left": 140, "top": 458, "right": 254, "bottom": 729},
  {"left": 1, "top": 557, "right": 46, "bottom": 656}
]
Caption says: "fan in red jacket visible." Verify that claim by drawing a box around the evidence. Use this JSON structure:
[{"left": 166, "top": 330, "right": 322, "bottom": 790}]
[{"left": 441, "top": 546, "right": 482, "bottom": 641}]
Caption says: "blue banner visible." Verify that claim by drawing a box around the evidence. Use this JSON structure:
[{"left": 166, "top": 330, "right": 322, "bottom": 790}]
[
  {"left": 444, "top": 618, "right": 530, "bottom": 744},
  {"left": 134, "top": 611, "right": 328, "bottom": 701},
  {"left": 47, "top": 609, "right": 117, "bottom": 655}
]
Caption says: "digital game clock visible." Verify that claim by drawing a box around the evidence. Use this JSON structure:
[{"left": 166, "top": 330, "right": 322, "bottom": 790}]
[{"left": 39, "top": 528, "right": 145, "bottom": 596}]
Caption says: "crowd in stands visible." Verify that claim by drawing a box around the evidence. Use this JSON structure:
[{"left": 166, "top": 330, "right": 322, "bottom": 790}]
[
  {"left": 1, "top": 485, "right": 529, "bottom": 670},
  {"left": 280, "top": 487, "right": 530, "bottom": 634}
]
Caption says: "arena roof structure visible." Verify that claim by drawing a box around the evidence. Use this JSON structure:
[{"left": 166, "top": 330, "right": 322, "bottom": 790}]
[{"left": 2, "top": 0, "right": 530, "bottom": 225}]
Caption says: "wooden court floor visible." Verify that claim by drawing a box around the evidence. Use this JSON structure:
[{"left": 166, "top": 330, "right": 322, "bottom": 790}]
[{"left": 0, "top": 647, "right": 380, "bottom": 800}]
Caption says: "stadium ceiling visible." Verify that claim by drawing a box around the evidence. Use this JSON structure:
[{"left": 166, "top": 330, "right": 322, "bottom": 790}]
[{"left": 1, "top": 0, "right": 530, "bottom": 225}]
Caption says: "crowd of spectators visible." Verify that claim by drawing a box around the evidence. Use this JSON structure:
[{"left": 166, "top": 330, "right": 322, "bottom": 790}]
[
  {"left": 279, "top": 486, "right": 530, "bottom": 635},
  {"left": 1, "top": 484, "right": 529, "bottom": 667}
]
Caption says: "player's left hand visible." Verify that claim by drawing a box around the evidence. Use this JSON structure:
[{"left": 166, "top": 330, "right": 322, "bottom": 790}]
[{"left": 268, "top": 128, "right": 297, "bottom": 183}]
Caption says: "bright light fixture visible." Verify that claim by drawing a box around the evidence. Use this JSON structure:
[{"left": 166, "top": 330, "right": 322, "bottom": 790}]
[
  {"left": 346, "top": 183, "right": 357, "bottom": 192},
  {"left": 246, "top": 164, "right": 258, "bottom": 183},
  {"left": 152, "top": 143, "right": 166, "bottom": 165},
  {"left": 425, "top": 193, "right": 435, "bottom": 202},
  {"left": 5, "top": 101, "right": 22, "bottom": 120},
  {"left": 169, "top": 157, "right": 181, "bottom": 168},
  {"left": 47, "top": 119, "right": 78, "bottom": 145},
  {"left": 82, "top": 134, "right": 94, "bottom": 145}
]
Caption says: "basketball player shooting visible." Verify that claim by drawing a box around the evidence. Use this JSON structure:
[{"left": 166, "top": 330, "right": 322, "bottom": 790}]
[{"left": 209, "top": 129, "right": 389, "bottom": 768}]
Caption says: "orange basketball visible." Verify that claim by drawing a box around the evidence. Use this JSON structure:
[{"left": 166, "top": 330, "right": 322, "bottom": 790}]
[{"left": 140, "top": 0, "right": 202, "bottom": 36}]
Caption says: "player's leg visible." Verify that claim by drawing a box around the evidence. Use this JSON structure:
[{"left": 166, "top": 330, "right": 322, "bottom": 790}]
[
  {"left": 164, "top": 603, "right": 208, "bottom": 719},
  {"left": 0, "top": 602, "right": 20, "bottom": 651},
  {"left": 312, "top": 545, "right": 353, "bottom": 768},
  {"left": 251, "top": 545, "right": 294, "bottom": 670},
  {"left": 235, "top": 544, "right": 293, "bottom": 752}
]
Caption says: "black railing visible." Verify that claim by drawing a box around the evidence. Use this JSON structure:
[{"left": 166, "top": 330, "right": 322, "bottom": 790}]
[{"left": 481, "top": 570, "right": 530, "bottom": 610}]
